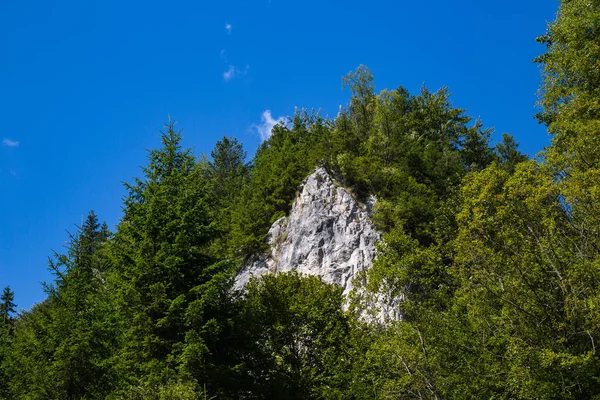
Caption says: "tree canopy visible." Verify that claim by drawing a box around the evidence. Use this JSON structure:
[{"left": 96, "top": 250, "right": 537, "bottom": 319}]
[{"left": 3, "top": 2, "right": 600, "bottom": 398}]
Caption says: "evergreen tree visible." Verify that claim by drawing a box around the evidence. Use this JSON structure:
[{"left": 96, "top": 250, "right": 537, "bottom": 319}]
[
  {"left": 108, "top": 120, "right": 224, "bottom": 393},
  {"left": 206, "top": 137, "right": 251, "bottom": 256},
  {"left": 207, "top": 136, "right": 250, "bottom": 206},
  {"left": 495, "top": 132, "right": 527, "bottom": 173},
  {"left": 0, "top": 286, "right": 16, "bottom": 328},
  {"left": 3, "top": 301, "right": 56, "bottom": 398},
  {"left": 0, "top": 286, "right": 16, "bottom": 398},
  {"left": 461, "top": 117, "right": 495, "bottom": 171},
  {"left": 6, "top": 211, "right": 116, "bottom": 399}
]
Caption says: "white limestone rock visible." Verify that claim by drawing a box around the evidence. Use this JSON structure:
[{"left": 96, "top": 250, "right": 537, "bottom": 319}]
[{"left": 235, "top": 167, "right": 400, "bottom": 321}]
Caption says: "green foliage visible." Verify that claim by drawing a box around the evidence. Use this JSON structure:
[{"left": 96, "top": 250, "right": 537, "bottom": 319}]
[
  {"left": 3, "top": 301, "right": 56, "bottom": 398},
  {"left": 0, "top": 287, "right": 16, "bottom": 328},
  {"left": 206, "top": 136, "right": 251, "bottom": 256},
  {"left": 495, "top": 132, "right": 528, "bottom": 173},
  {"left": 451, "top": 161, "right": 600, "bottom": 397},
  {"left": 229, "top": 111, "right": 332, "bottom": 255},
  {"left": 536, "top": 0, "right": 600, "bottom": 170},
  {"left": 0, "top": 286, "right": 16, "bottom": 398},
  {"left": 207, "top": 136, "right": 251, "bottom": 208},
  {"left": 462, "top": 117, "right": 495, "bottom": 171},
  {"left": 0, "top": 50, "right": 558, "bottom": 400},
  {"left": 366, "top": 229, "right": 450, "bottom": 312},
  {"left": 119, "top": 381, "right": 211, "bottom": 400},
  {"left": 237, "top": 272, "right": 352, "bottom": 399},
  {"left": 107, "top": 121, "right": 222, "bottom": 391},
  {"left": 3, "top": 211, "right": 116, "bottom": 400}
]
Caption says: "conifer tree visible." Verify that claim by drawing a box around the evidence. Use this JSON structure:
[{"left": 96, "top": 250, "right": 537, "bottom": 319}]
[
  {"left": 3, "top": 211, "right": 114, "bottom": 399},
  {"left": 0, "top": 286, "right": 16, "bottom": 398},
  {"left": 48, "top": 211, "right": 113, "bottom": 399},
  {"left": 207, "top": 136, "right": 250, "bottom": 206},
  {"left": 461, "top": 117, "right": 495, "bottom": 171},
  {"left": 109, "top": 120, "right": 226, "bottom": 393},
  {"left": 0, "top": 286, "right": 16, "bottom": 328},
  {"left": 494, "top": 132, "right": 527, "bottom": 173}
]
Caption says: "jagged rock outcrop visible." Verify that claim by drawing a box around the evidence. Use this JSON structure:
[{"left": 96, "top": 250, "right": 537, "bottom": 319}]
[{"left": 235, "top": 167, "right": 402, "bottom": 321}]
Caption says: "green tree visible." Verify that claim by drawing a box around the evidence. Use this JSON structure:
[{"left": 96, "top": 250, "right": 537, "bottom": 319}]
[
  {"left": 237, "top": 273, "right": 352, "bottom": 399},
  {"left": 108, "top": 120, "right": 222, "bottom": 393},
  {"left": 206, "top": 137, "right": 251, "bottom": 256},
  {"left": 0, "top": 286, "right": 16, "bottom": 398},
  {"left": 207, "top": 136, "right": 250, "bottom": 206},
  {"left": 342, "top": 64, "right": 376, "bottom": 143},
  {"left": 536, "top": 0, "right": 600, "bottom": 170},
  {"left": 3, "top": 301, "right": 56, "bottom": 398},
  {"left": 5, "top": 211, "right": 116, "bottom": 399},
  {"left": 0, "top": 286, "right": 16, "bottom": 328},
  {"left": 228, "top": 111, "right": 330, "bottom": 256},
  {"left": 461, "top": 117, "right": 495, "bottom": 171},
  {"left": 495, "top": 132, "right": 527, "bottom": 173},
  {"left": 48, "top": 211, "right": 115, "bottom": 399},
  {"left": 451, "top": 162, "right": 600, "bottom": 397}
]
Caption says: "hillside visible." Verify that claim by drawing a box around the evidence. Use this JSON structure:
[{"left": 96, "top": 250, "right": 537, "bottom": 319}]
[{"left": 2, "top": 1, "right": 600, "bottom": 398}]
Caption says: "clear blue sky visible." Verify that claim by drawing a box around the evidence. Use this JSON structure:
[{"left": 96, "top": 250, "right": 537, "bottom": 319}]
[{"left": 1, "top": 0, "right": 558, "bottom": 310}]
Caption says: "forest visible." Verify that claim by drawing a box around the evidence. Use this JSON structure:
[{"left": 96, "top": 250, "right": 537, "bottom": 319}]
[{"left": 2, "top": 0, "right": 600, "bottom": 398}]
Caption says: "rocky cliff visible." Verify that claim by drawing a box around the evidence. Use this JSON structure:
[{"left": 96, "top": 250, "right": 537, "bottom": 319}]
[{"left": 235, "top": 167, "right": 401, "bottom": 320}]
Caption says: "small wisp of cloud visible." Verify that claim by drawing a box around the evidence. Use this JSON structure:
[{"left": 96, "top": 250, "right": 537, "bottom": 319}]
[
  {"left": 223, "top": 65, "right": 236, "bottom": 81},
  {"left": 253, "top": 110, "right": 286, "bottom": 141},
  {"left": 2, "top": 138, "right": 19, "bottom": 147},
  {"left": 223, "top": 64, "right": 249, "bottom": 82},
  {"left": 225, "top": 23, "right": 232, "bottom": 34}
]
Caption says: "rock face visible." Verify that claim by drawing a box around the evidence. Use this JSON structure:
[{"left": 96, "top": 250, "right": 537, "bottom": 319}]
[{"left": 235, "top": 167, "right": 380, "bottom": 299}]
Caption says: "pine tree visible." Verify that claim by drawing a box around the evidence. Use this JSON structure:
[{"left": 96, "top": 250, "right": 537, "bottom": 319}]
[
  {"left": 2, "top": 211, "right": 114, "bottom": 399},
  {"left": 109, "top": 120, "right": 222, "bottom": 392},
  {"left": 206, "top": 137, "right": 251, "bottom": 256},
  {"left": 494, "top": 132, "right": 527, "bottom": 173},
  {"left": 0, "top": 286, "right": 16, "bottom": 398},
  {"left": 0, "top": 286, "right": 16, "bottom": 328},
  {"left": 207, "top": 136, "right": 250, "bottom": 206},
  {"left": 47, "top": 210, "right": 114, "bottom": 399},
  {"left": 461, "top": 117, "right": 495, "bottom": 171}
]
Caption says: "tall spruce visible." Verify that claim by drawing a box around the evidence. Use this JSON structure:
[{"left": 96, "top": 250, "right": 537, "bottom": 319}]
[
  {"left": 0, "top": 286, "right": 16, "bottom": 328},
  {"left": 109, "top": 120, "right": 223, "bottom": 393},
  {"left": 0, "top": 286, "right": 16, "bottom": 398},
  {"left": 207, "top": 136, "right": 250, "bottom": 206},
  {"left": 3, "top": 211, "right": 114, "bottom": 399},
  {"left": 494, "top": 132, "right": 527, "bottom": 173}
]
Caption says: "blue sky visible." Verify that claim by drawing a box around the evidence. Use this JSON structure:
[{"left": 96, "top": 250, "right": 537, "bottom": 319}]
[{"left": 1, "top": 0, "right": 558, "bottom": 310}]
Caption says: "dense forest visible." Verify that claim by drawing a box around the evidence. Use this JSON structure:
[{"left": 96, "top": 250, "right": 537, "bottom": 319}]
[{"left": 2, "top": 1, "right": 600, "bottom": 398}]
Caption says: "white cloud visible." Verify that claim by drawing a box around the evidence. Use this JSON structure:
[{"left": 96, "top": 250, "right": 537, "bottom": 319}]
[
  {"left": 223, "top": 65, "right": 236, "bottom": 81},
  {"left": 253, "top": 110, "right": 285, "bottom": 141},
  {"left": 2, "top": 138, "right": 19, "bottom": 147},
  {"left": 223, "top": 64, "right": 249, "bottom": 82},
  {"left": 225, "top": 23, "right": 232, "bottom": 34}
]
